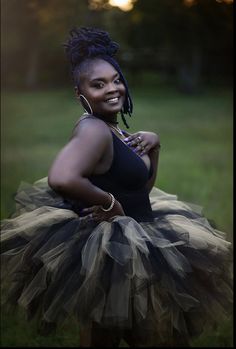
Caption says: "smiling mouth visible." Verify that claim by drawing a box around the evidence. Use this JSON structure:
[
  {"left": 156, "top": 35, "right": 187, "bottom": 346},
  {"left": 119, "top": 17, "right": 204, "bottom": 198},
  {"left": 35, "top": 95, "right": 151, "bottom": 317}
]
[{"left": 106, "top": 97, "right": 120, "bottom": 104}]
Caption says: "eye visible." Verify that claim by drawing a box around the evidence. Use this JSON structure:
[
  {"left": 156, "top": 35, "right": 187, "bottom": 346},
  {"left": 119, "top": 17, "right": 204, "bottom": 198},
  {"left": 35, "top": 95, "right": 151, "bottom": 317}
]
[
  {"left": 114, "top": 78, "right": 121, "bottom": 84},
  {"left": 92, "top": 82, "right": 105, "bottom": 89}
]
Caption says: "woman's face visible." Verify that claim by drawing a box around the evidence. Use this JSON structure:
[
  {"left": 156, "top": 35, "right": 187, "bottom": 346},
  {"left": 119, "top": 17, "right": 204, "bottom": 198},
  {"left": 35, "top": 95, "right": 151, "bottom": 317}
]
[{"left": 77, "top": 59, "right": 126, "bottom": 118}]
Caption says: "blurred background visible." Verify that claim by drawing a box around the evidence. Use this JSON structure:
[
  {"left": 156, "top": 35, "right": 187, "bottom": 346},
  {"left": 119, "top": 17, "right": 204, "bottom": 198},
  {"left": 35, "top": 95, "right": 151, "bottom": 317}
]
[
  {"left": 1, "top": 0, "right": 233, "bottom": 347},
  {"left": 1, "top": 0, "right": 234, "bottom": 91}
]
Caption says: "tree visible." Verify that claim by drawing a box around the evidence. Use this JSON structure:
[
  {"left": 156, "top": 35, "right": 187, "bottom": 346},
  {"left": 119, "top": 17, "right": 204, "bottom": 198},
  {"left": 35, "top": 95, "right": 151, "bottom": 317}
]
[{"left": 1, "top": 0, "right": 233, "bottom": 90}]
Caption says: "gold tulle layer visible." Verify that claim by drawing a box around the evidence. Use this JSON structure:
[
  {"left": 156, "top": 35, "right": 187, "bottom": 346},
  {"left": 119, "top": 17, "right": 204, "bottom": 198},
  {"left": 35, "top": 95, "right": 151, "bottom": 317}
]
[{"left": 1, "top": 178, "right": 233, "bottom": 340}]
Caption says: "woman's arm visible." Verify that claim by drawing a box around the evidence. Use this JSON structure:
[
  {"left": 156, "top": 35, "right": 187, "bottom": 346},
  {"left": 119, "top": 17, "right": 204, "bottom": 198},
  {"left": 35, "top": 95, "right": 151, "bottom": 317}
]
[
  {"left": 145, "top": 146, "right": 160, "bottom": 193},
  {"left": 48, "top": 119, "right": 113, "bottom": 209}
]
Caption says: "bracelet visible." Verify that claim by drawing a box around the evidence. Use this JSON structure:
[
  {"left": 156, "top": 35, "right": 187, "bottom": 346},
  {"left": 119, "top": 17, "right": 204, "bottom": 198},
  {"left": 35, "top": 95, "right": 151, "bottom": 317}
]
[{"left": 101, "top": 193, "right": 115, "bottom": 212}]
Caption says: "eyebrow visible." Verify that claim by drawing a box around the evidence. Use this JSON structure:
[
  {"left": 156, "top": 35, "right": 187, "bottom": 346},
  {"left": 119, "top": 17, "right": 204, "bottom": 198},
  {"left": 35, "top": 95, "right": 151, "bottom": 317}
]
[{"left": 90, "top": 72, "right": 119, "bottom": 83}]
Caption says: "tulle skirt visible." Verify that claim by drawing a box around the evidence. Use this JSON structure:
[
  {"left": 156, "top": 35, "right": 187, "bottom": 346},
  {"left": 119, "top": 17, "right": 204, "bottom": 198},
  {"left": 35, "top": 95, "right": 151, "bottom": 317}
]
[{"left": 1, "top": 177, "right": 233, "bottom": 343}]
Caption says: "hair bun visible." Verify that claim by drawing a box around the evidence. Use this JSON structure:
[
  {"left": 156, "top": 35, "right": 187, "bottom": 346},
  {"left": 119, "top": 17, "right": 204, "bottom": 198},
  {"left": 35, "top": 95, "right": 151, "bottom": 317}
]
[{"left": 64, "top": 27, "right": 119, "bottom": 68}]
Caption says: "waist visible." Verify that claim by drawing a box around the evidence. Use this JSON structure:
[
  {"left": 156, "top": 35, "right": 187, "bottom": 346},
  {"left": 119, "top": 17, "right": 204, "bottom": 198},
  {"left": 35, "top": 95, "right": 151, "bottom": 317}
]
[
  {"left": 113, "top": 188, "right": 154, "bottom": 222},
  {"left": 54, "top": 188, "right": 154, "bottom": 223}
]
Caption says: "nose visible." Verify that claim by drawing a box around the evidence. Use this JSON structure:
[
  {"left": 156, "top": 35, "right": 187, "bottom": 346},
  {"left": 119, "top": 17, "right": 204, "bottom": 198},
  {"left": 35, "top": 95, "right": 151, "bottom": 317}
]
[{"left": 106, "top": 82, "right": 118, "bottom": 94}]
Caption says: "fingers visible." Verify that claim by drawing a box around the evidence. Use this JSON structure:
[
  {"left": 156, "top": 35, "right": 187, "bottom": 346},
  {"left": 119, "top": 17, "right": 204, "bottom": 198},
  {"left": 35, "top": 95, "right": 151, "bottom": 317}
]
[
  {"left": 124, "top": 132, "right": 156, "bottom": 156},
  {"left": 124, "top": 134, "right": 144, "bottom": 148},
  {"left": 124, "top": 134, "right": 142, "bottom": 147},
  {"left": 80, "top": 206, "right": 112, "bottom": 223},
  {"left": 80, "top": 212, "right": 94, "bottom": 224},
  {"left": 80, "top": 202, "right": 125, "bottom": 223},
  {"left": 81, "top": 210, "right": 101, "bottom": 223},
  {"left": 127, "top": 138, "right": 142, "bottom": 147},
  {"left": 80, "top": 205, "right": 101, "bottom": 220},
  {"left": 124, "top": 136, "right": 148, "bottom": 155},
  {"left": 123, "top": 132, "right": 140, "bottom": 143},
  {"left": 140, "top": 143, "right": 152, "bottom": 155},
  {"left": 81, "top": 206, "right": 96, "bottom": 214},
  {"left": 134, "top": 141, "right": 150, "bottom": 155}
]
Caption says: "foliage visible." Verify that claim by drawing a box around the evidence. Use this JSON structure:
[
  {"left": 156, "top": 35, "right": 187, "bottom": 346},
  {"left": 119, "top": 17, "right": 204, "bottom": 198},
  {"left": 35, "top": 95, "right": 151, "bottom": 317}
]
[{"left": 1, "top": 0, "right": 233, "bottom": 89}]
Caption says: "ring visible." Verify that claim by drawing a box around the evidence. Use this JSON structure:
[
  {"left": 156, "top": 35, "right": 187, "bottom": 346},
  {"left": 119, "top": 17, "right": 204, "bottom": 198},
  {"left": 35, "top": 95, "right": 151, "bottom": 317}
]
[{"left": 137, "top": 136, "right": 142, "bottom": 143}]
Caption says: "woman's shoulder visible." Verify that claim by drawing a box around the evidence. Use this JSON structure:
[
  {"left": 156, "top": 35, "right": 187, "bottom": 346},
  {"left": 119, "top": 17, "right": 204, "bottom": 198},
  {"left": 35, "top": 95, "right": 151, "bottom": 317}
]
[{"left": 72, "top": 115, "right": 112, "bottom": 140}]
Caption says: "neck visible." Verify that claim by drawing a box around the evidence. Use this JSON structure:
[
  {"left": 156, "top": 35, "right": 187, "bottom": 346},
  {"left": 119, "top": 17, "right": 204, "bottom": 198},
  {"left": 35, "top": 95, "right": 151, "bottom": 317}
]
[
  {"left": 94, "top": 113, "right": 119, "bottom": 125},
  {"left": 106, "top": 120, "right": 119, "bottom": 125}
]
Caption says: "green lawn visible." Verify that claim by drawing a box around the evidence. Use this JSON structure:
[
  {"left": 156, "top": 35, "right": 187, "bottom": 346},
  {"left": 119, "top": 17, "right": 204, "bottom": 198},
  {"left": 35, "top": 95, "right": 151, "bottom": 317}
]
[{"left": 1, "top": 85, "right": 233, "bottom": 346}]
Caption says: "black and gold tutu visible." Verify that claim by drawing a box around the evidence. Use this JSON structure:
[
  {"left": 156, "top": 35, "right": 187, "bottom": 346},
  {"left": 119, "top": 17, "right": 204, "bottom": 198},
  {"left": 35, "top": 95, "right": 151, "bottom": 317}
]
[{"left": 0, "top": 131, "right": 233, "bottom": 344}]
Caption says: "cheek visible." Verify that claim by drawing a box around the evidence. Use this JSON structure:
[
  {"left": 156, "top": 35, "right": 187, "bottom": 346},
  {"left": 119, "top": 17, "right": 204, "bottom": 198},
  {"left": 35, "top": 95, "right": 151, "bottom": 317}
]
[
  {"left": 118, "top": 85, "right": 126, "bottom": 105},
  {"left": 85, "top": 90, "right": 103, "bottom": 103},
  {"left": 119, "top": 84, "right": 126, "bottom": 96}
]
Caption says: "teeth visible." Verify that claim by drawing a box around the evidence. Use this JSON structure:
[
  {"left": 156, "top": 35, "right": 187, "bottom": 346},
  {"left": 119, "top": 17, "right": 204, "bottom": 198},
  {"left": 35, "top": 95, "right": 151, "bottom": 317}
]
[{"left": 107, "top": 97, "right": 119, "bottom": 103}]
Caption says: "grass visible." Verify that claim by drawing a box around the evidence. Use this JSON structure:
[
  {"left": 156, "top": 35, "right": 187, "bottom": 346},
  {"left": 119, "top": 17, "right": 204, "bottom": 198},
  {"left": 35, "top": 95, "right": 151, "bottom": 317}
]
[{"left": 0, "top": 84, "right": 233, "bottom": 346}]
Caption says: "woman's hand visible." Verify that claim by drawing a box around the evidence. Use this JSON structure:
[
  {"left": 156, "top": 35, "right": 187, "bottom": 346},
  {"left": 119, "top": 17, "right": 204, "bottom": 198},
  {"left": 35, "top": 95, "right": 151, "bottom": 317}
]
[
  {"left": 124, "top": 131, "right": 160, "bottom": 156},
  {"left": 80, "top": 199, "right": 125, "bottom": 223}
]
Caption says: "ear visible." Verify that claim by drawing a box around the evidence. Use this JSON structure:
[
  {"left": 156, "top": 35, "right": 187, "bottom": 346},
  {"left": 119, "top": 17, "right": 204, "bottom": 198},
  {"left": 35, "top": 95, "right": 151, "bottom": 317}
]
[{"left": 74, "top": 86, "right": 80, "bottom": 98}]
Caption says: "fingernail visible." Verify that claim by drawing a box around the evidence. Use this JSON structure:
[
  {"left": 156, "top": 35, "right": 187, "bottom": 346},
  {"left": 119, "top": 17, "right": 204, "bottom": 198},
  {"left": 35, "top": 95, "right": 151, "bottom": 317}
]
[{"left": 124, "top": 138, "right": 129, "bottom": 141}]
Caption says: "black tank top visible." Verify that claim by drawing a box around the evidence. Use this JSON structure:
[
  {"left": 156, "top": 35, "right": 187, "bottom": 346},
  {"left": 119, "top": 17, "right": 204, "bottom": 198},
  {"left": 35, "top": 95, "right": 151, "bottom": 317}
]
[{"left": 87, "top": 131, "right": 154, "bottom": 222}]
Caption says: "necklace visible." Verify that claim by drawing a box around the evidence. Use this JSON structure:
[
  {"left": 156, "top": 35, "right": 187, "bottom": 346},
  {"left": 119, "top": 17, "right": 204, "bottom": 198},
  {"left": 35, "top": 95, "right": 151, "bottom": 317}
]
[
  {"left": 107, "top": 120, "right": 119, "bottom": 125},
  {"left": 106, "top": 123, "right": 123, "bottom": 136},
  {"left": 78, "top": 115, "right": 123, "bottom": 137}
]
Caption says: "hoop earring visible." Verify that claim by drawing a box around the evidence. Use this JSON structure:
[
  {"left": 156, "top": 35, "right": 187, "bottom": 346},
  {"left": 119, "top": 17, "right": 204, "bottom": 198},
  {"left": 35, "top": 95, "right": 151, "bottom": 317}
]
[{"left": 79, "top": 94, "right": 93, "bottom": 115}]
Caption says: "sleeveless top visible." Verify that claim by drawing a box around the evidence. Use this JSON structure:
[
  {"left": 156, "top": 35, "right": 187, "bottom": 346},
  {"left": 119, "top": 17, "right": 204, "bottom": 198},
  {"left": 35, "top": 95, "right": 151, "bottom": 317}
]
[{"left": 66, "top": 130, "right": 154, "bottom": 223}]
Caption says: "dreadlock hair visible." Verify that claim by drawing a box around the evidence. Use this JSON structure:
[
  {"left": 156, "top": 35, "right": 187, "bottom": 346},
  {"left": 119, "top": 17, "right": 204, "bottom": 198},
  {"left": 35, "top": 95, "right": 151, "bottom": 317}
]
[{"left": 64, "top": 27, "right": 133, "bottom": 128}]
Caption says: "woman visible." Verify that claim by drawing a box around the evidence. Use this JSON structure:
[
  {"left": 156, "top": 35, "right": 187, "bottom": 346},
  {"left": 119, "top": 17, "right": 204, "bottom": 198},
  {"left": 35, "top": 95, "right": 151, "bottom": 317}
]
[{"left": 1, "top": 27, "right": 232, "bottom": 347}]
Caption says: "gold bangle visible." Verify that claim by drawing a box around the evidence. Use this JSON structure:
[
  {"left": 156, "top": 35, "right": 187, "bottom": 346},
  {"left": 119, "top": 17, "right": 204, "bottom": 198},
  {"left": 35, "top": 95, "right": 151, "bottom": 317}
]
[{"left": 101, "top": 193, "right": 115, "bottom": 212}]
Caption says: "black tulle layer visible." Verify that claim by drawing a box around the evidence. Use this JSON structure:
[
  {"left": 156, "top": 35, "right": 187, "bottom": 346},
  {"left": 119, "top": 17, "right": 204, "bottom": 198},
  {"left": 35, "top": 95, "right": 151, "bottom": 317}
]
[{"left": 1, "top": 178, "right": 233, "bottom": 341}]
